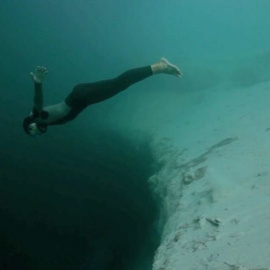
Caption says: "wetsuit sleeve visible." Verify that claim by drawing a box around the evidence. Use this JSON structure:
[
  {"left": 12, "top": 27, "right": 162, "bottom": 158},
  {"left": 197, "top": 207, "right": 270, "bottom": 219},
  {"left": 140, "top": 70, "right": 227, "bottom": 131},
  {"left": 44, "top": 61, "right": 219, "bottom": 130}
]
[
  {"left": 33, "top": 82, "right": 43, "bottom": 114},
  {"left": 30, "top": 82, "right": 49, "bottom": 120}
]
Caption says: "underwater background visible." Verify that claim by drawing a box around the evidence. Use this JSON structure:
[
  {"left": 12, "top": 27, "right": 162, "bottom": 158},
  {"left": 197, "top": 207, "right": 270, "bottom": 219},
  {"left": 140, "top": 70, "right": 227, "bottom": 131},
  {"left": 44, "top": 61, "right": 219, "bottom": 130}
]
[{"left": 1, "top": 0, "right": 270, "bottom": 269}]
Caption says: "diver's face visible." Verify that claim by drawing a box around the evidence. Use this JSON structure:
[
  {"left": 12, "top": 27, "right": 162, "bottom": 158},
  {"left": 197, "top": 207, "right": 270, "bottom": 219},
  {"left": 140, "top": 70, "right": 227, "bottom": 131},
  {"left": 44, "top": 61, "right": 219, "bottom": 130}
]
[{"left": 28, "top": 123, "right": 43, "bottom": 137}]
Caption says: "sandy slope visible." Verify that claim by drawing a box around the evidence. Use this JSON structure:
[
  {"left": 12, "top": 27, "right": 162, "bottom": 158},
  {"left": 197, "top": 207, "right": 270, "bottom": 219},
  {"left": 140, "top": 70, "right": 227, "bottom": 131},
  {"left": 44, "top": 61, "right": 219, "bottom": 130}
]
[{"left": 151, "top": 81, "right": 270, "bottom": 270}]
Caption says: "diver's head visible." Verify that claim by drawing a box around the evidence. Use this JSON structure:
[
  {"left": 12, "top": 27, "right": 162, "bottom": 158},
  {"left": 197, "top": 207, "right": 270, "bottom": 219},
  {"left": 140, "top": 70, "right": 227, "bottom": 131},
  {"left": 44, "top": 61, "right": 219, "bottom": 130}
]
[{"left": 23, "top": 116, "right": 47, "bottom": 137}]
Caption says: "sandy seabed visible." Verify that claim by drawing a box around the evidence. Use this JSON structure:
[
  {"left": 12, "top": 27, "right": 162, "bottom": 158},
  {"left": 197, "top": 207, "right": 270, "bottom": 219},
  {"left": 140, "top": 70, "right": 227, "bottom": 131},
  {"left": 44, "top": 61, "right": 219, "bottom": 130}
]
[{"left": 150, "top": 81, "right": 270, "bottom": 270}]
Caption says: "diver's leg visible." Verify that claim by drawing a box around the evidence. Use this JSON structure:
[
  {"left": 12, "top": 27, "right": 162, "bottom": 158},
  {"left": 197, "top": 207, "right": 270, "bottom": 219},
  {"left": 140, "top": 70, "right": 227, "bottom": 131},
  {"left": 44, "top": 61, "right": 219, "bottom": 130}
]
[
  {"left": 65, "top": 58, "right": 182, "bottom": 107},
  {"left": 68, "top": 66, "right": 153, "bottom": 106}
]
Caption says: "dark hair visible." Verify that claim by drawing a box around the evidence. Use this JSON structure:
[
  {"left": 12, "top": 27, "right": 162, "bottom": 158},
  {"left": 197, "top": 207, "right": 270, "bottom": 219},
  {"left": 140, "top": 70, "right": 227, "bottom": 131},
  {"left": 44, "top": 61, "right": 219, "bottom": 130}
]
[{"left": 23, "top": 116, "right": 48, "bottom": 136}]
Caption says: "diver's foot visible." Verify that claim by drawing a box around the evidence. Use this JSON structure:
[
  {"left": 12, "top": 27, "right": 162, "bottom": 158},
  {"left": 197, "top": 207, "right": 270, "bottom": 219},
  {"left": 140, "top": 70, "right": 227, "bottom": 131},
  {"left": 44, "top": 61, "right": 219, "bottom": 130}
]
[{"left": 151, "top": 58, "right": 182, "bottom": 78}]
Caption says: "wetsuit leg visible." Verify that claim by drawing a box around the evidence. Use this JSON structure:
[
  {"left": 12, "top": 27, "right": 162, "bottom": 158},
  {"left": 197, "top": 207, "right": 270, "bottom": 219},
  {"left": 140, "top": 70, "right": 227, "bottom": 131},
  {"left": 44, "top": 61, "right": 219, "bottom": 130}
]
[{"left": 65, "top": 66, "right": 153, "bottom": 108}]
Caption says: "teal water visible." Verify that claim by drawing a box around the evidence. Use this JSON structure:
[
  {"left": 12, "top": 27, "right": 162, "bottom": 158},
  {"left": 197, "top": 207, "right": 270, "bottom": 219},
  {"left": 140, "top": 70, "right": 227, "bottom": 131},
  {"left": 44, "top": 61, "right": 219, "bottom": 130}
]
[{"left": 1, "top": 0, "right": 270, "bottom": 269}]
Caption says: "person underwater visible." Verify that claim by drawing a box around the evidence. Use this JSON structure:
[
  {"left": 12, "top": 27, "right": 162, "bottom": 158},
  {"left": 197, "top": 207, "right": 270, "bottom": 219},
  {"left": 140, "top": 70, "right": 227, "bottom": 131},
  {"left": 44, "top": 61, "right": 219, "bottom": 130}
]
[{"left": 23, "top": 58, "right": 182, "bottom": 137}]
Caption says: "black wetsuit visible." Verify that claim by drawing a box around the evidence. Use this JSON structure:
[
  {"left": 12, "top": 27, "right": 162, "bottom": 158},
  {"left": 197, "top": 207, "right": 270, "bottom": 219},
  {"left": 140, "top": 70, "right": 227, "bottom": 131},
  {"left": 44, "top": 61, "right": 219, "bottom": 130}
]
[{"left": 48, "top": 66, "right": 153, "bottom": 125}]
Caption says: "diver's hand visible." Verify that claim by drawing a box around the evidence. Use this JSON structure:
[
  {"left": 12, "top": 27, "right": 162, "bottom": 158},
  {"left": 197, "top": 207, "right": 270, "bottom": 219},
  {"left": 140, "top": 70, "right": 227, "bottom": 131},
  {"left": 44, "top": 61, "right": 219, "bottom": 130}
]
[{"left": 30, "top": 66, "right": 48, "bottom": 83}]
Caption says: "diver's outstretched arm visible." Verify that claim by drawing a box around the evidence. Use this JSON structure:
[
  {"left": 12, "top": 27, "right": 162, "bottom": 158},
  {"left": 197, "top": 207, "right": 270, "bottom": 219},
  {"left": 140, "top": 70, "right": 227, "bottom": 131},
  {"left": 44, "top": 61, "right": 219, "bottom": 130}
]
[{"left": 30, "top": 66, "right": 48, "bottom": 114}]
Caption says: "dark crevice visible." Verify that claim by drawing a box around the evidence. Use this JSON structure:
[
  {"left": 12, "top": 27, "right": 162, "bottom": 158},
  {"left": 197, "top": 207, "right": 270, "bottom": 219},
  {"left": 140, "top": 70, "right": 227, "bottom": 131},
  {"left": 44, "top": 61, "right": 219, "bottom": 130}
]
[{"left": 0, "top": 127, "right": 161, "bottom": 270}]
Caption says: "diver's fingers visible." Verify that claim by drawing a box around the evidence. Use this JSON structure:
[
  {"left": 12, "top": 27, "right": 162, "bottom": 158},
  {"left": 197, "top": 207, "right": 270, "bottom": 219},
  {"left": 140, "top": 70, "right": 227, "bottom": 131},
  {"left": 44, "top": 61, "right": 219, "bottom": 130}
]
[{"left": 37, "top": 66, "right": 48, "bottom": 74}]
